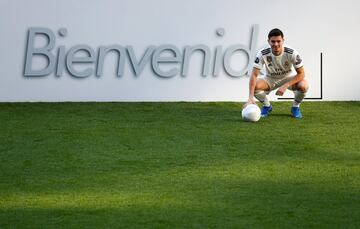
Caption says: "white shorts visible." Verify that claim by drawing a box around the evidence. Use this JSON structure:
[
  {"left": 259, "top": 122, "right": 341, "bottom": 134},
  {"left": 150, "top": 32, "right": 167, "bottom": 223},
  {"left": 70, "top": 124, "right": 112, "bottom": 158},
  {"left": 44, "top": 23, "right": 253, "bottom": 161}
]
[{"left": 260, "top": 75, "right": 297, "bottom": 91}]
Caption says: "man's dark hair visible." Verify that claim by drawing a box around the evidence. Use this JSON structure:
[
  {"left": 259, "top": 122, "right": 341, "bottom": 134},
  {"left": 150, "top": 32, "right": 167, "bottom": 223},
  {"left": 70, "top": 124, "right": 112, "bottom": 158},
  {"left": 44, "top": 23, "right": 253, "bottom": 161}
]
[{"left": 268, "top": 28, "right": 284, "bottom": 39}]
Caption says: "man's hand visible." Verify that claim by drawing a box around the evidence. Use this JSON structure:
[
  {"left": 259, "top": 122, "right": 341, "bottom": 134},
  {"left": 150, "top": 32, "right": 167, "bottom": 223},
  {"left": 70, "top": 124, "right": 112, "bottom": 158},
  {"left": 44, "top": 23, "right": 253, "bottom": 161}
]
[
  {"left": 276, "top": 67, "right": 305, "bottom": 96},
  {"left": 243, "top": 97, "right": 256, "bottom": 108},
  {"left": 276, "top": 85, "right": 287, "bottom": 96}
]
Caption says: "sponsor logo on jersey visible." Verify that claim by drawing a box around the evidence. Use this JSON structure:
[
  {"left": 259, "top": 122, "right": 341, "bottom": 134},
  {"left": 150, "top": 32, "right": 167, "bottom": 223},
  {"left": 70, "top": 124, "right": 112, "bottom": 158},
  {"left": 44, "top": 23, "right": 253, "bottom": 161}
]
[
  {"left": 255, "top": 57, "right": 260, "bottom": 64},
  {"left": 269, "top": 69, "right": 292, "bottom": 77},
  {"left": 295, "top": 55, "right": 302, "bottom": 65}
]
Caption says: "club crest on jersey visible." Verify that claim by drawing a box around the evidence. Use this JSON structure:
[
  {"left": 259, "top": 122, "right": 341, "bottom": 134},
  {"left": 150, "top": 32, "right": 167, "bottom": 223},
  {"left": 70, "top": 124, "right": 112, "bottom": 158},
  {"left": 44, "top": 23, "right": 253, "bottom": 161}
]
[
  {"left": 295, "top": 55, "right": 302, "bottom": 65},
  {"left": 284, "top": 61, "right": 289, "bottom": 67},
  {"left": 266, "top": 56, "right": 272, "bottom": 66},
  {"left": 266, "top": 56, "right": 272, "bottom": 63}
]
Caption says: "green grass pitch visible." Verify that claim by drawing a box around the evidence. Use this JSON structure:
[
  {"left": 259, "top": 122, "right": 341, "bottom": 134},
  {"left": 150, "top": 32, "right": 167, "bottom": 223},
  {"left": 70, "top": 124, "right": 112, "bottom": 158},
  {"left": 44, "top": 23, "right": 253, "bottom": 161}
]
[{"left": 0, "top": 102, "right": 359, "bottom": 228}]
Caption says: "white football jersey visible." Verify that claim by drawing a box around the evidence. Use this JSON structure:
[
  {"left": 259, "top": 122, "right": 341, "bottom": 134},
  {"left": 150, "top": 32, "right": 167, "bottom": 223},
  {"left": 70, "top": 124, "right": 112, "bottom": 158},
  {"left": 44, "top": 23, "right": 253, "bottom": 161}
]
[{"left": 253, "top": 46, "right": 303, "bottom": 79}]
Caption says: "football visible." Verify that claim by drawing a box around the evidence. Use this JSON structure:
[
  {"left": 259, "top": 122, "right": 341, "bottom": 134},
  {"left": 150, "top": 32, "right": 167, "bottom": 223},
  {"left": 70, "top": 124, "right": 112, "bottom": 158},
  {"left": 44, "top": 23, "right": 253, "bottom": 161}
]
[{"left": 242, "top": 104, "right": 261, "bottom": 122}]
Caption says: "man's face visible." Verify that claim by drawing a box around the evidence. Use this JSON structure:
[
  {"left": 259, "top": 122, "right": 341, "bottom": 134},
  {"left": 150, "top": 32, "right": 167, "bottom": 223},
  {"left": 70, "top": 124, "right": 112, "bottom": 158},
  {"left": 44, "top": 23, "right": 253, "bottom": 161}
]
[{"left": 268, "top": 35, "right": 284, "bottom": 55}]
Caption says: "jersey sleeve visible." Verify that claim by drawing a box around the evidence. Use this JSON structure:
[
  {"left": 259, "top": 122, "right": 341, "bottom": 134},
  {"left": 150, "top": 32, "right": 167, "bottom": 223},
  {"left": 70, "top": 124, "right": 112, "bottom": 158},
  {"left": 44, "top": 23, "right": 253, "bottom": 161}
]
[
  {"left": 291, "top": 49, "right": 303, "bottom": 69},
  {"left": 253, "top": 50, "right": 264, "bottom": 70}
]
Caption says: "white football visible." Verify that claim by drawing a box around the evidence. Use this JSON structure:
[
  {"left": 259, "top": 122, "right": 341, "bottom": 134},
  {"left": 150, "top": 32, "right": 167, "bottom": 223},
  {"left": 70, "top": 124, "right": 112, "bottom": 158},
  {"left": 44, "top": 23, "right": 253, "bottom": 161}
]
[{"left": 242, "top": 104, "right": 261, "bottom": 122}]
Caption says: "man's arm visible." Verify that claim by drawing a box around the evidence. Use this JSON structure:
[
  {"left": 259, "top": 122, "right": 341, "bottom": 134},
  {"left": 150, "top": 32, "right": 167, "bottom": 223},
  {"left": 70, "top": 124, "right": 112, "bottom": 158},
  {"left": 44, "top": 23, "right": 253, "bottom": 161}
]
[
  {"left": 276, "top": 66, "right": 305, "bottom": 96},
  {"left": 246, "top": 67, "right": 261, "bottom": 105}
]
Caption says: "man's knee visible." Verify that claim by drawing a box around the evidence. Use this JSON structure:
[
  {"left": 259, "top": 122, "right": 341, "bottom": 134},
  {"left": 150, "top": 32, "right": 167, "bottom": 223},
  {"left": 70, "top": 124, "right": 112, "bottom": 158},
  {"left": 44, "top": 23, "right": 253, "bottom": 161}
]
[
  {"left": 295, "top": 80, "right": 309, "bottom": 92},
  {"left": 255, "top": 79, "right": 270, "bottom": 91}
]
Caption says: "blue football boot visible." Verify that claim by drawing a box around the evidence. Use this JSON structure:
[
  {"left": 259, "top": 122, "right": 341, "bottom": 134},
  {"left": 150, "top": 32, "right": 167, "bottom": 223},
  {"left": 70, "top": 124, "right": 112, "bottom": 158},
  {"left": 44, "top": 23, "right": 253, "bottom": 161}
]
[
  {"left": 291, "top": 106, "right": 302, "bottom": 119},
  {"left": 261, "top": 105, "right": 273, "bottom": 117}
]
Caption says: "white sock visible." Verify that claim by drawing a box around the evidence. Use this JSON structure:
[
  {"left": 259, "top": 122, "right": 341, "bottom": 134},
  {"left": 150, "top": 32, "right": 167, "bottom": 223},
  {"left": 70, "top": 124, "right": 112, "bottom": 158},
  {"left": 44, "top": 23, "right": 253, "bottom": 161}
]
[
  {"left": 255, "top": 90, "right": 271, "bottom": 107},
  {"left": 292, "top": 90, "right": 306, "bottom": 107}
]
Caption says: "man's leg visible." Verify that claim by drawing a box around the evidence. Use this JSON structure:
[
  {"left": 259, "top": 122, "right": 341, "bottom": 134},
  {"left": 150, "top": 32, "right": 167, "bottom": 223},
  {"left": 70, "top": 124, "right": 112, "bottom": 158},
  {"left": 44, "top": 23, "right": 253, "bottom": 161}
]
[
  {"left": 291, "top": 79, "right": 309, "bottom": 118},
  {"left": 254, "top": 79, "right": 273, "bottom": 117}
]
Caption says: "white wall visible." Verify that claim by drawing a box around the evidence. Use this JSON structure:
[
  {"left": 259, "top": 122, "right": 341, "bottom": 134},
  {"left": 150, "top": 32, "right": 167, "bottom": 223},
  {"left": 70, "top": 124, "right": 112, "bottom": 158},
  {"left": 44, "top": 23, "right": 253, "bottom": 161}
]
[{"left": 0, "top": 0, "right": 359, "bottom": 102}]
